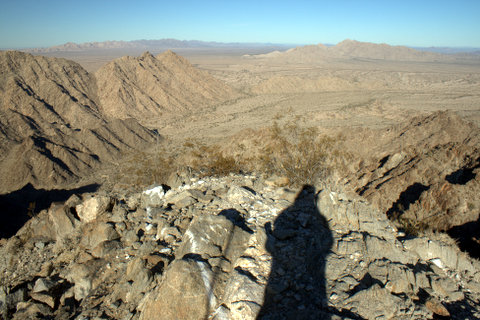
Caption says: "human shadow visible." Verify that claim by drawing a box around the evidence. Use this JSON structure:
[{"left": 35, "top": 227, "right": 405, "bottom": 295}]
[
  {"left": 0, "top": 183, "right": 100, "bottom": 238},
  {"left": 257, "top": 185, "right": 333, "bottom": 319}
]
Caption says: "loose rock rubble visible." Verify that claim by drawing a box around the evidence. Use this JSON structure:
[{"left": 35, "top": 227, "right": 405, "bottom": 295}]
[{"left": 1, "top": 174, "right": 479, "bottom": 319}]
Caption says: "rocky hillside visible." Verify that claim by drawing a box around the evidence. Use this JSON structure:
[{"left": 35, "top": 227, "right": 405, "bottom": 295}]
[
  {"left": 340, "top": 111, "right": 480, "bottom": 257},
  {"left": 95, "top": 51, "right": 240, "bottom": 121},
  {"left": 0, "top": 51, "right": 160, "bottom": 193},
  {"left": 0, "top": 174, "right": 479, "bottom": 319}
]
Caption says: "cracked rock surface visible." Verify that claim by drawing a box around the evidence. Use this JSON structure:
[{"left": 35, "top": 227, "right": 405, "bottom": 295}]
[{"left": 1, "top": 174, "right": 479, "bottom": 319}]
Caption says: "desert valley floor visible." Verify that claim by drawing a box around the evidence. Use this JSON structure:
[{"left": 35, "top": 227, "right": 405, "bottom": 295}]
[{"left": 1, "top": 42, "right": 480, "bottom": 319}]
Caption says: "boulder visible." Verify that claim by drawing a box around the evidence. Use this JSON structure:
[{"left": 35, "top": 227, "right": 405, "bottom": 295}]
[
  {"left": 226, "top": 185, "right": 258, "bottom": 204},
  {"left": 219, "top": 268, "right": 265, "bottom": 319},
  {"left": 139, "top": 257, "right": 215, "bottom": 320},
  {"left": 12, "top": 301, "right": 52, "bottom": 319},
  {"left": 65, "top": 260, "right": 105, "bottom": 301},
  {"left": 0, "top": 286, "right": 6, "bottom": 319},
  {"left": 91, "top": 240, "right": 123, "bottom": 258},
  {"left": 344, "top": 284, "right": 406, "bottom": 319},
  {"left": 32, "top": 278, "right": 56, "bottom": 293},
  {"left": 48, "top": 204, "right": 78, "bottom": 239},
  {"left": 76, "top": 195, "right": 112, "bottom": 222},
  {"left": 30, "top": 292, "right": 55, "bottom": 309},
  {"left": 142, "top": 186, "right": 165, "bottom": 208},
  {"left": 81, "top": 223, "right": 120, "bottom": 249},
  {"left": 176, "top": 213, "right": 252, "bottom": 264}
]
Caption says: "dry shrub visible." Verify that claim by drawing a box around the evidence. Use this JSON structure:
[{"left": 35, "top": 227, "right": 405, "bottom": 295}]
[
  {"left": 112, "top": 120, "right": 348, "bottom": 188},
  {"left": 258, "top": 121, "right": 336, "bottom": 185},
  {"left": 186, "top": 143, "right": 244, "bottom": 177},
  {"left": 183, "top": 120, "right": 348, "bottom": 186},
  {"left": 114, "top": 148, "right": 176, "bottom": 188},
  {"left": 396, "top": 217, "right": 429, "bottom": 236}
]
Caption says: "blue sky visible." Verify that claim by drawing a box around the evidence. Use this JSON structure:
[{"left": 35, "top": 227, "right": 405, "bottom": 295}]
[{"left": 1, "top": 0, "right": 479, "bottom": 49}]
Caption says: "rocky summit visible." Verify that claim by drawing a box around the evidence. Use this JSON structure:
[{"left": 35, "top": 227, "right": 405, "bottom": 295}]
[{"left": 1, "top": 174, "right": 479, "bottom": 320}]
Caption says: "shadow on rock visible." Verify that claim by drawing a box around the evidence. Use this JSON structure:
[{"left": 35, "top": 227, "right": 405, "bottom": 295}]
[
  {"left": 0, "top": 183, "right": 100, "bottom": 238},
  {"left": 258, "top": 185, "right": 333, "bottom": 320}
]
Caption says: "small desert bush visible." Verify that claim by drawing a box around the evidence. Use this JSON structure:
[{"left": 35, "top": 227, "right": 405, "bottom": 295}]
[
  {"left": 183, "top": 119, "right": 348, "bottom": 186},
  {"left": 396, "top": 217, "right": 429, "bottom": 236},
  {"left": 113, "top": 120, "right": 349, "bottom": 188},
  {"left": 257, "top": 121, "right": 336, "bottom": 185},
  {"left": 187, "top": 143, "right": 245, "bottom": 177},
  {"left": 113, "top": 148, "right": 176, "bottom": 188}
]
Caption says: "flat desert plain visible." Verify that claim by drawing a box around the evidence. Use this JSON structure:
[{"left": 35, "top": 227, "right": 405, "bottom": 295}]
[{"left": 51, "top": 47, "right": 480, "bottom": 143}]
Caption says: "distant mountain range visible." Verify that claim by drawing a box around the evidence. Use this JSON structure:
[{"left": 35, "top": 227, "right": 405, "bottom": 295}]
[
  {"left": 412, "top": 47, "right": 480, "bottom": 55},
  {"left": 24, "top": 39, "right": 292, "bottom": 53},
  {"left": 21, "top": 39, "right": 480, "bottom": 56}
]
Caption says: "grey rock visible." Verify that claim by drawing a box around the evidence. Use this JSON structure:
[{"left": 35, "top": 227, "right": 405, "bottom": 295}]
[
  {"left": 384, "top": 264, "right": 415, "bottom": 294},
  {"left": 91, "top": 240, "right": 123, "bottom": 258},
  {"left": 35, "top": 241, "right": 45, "bottom": 249},
  {"left": 48, "top": 204, "right": 79, "bottom": 240},
  {"left": 13, "top": 301, "right": 52, "bottom": 319},
  {"left": 6, "top": 287, "right": 27, "bottom": 310},
  {"left": 177, "top": 213, "right": 252, "bottom": 264},
  {"left": 32, "top": 278, "right": 56, "bottom": 293},
  {"left": 226, "top": 185, "right": 258, "bottom": 204},
  {"left": 0, "top": 286, "right": 6, "bottom": 319},
  {"left": 211, "top": 304, "right": 231, "bottom": 320},
  {"left": 76, "top": 195, "right": 113, "bottom": 223},
  {"left": 65, "top": 260, "right": 104, "bottom": 301},
  {"left": 2, "top": 174, "right": 480, "bottom": 320},
  {"left": 343, "top": 284, "right": 406, "bottom": 319},
  {"left": 221, "top": 268, "right": 265, "bottom": 319},
  {"left": 365, "top": 235, "right": 417, "bottom": 265},
  {"left": 124, "top": 257, "right": 152, "bottom": 303},
  {"left": 141, "top": 186, "right": 165, "bottom": 208},
  {"left": 30, "top": 292, "right": 55, "bottom": 309},
  {"left": 431, "top": 277, "right": 460, "bottom": 299},
  {"left": 403, "top": 237, "right": 460, "bottom": 270},
  {"left": 325, "top": 254, "right": 349, "bottom": 281},
  {"left": 317, "top": 189, "right": 396, "bottom": 240},
  {"left": 186, "top": 189, "right": 210, "bottom": 202},
  {"left": 139, "top": 258, "right": 215, "bottom": 320},
  {"left": 174, "top": 195, "right": 197, "bottom": 208},
  {"left": 21, "top": 203, "right": 78, "bottom": 242},
  {"left": 122, "top": 229, "right": 139, "bottom": 245},
  {"left": 157, "top": 226, "right": 181, "bottom": 244},
  {"left": 81, "top": 223, "right": 120, "bottom": 249},
  {"left": 110, "top": 205, "right": 128, "bottom": 223}
]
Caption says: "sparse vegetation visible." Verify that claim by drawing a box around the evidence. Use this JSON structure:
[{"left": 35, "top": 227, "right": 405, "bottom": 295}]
[
  {"left": 113, "top": 148, "right": 176, "bottom": 188},
  {"left": 113, "top": 117, "right": 349, "bottom": 188},
  {"left": 257, "top": 120, "right": 335, "bottom": 185},
  {"left": 188, "top": 144, "right": 245, "bottom": 177}
]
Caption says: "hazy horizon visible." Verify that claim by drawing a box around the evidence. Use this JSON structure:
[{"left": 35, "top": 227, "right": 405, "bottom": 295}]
[
  {"left": 1, "top": 0, "right": 479, "bottom": 49},
  {"left": 3, "top": 38, "right": 480, "bottom": 52}
]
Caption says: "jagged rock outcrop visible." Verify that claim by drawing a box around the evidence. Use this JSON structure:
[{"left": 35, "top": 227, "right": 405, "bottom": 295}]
[
  {"left": 95, "top": 50, "right": 240, "bottom": 121},
  {"left": 1, "top": 174, "right": 479, "bottom": 319},
  {"left": 0, "top": 51, "right": 160, "bottom": 193},
  {"left": 343, "top": 111, "right": 480, "bottom": 252}
]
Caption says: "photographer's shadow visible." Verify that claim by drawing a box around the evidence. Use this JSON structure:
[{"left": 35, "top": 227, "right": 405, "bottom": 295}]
[{"left": 258, "top": 185, "right": 333, "bottom": 320}]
